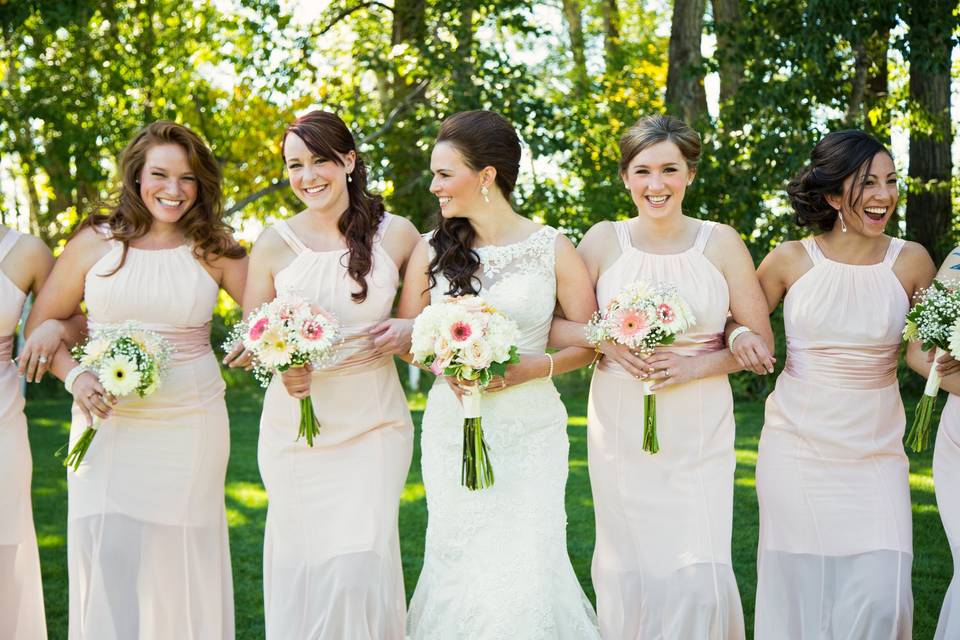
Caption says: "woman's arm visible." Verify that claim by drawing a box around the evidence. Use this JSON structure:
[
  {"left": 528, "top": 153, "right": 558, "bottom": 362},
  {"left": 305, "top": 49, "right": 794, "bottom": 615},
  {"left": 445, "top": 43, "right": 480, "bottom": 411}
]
[{"left": 371, "top": 218, "right": 424, "bottom": 355}]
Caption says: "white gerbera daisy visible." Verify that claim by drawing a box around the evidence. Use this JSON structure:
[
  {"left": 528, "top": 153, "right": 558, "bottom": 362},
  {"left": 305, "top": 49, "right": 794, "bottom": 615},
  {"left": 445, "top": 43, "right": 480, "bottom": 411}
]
[
  {"left": 100, "top": 355, "right": 142, "bottom": 396},
  {"left": 256, "top": 325, "right": 295, "bottom": 368}
]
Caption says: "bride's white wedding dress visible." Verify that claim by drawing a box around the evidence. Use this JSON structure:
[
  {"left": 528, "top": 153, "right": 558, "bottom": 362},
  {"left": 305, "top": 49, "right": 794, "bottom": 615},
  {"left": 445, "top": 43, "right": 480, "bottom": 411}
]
[{"left": 407, "top": 226, "right": 601, "bottom": 639}]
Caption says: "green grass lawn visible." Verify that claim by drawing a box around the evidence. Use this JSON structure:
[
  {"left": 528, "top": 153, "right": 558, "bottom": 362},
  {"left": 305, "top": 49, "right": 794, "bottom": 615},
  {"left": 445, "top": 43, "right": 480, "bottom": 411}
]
[{"left": 25, "top": 381, "right": 952, "bottom": 639}]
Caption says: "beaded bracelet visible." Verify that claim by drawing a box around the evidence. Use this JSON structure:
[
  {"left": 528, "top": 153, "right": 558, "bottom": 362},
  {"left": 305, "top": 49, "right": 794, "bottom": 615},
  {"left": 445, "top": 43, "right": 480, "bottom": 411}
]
[
  {"left": 63, "top": 365, "right": 89, "bottom": 394},
  {"left": 727, "top": 325, "right": 753, "bottom": 352},
  {"left": 545, "top": 353, "right": 555, "bottom": 379}
]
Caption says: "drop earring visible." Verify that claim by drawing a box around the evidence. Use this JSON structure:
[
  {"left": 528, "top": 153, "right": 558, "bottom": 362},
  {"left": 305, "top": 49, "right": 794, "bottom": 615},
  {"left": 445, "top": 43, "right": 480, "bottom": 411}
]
[
  {"left": 347, "top": 174, "right": 353, "bottom": 183},
  {"left": 481, "top": 184, "right": 490, "bottom": 203},
  {"left": 837, "top": 210, "right": 847, "bottom": 233}
]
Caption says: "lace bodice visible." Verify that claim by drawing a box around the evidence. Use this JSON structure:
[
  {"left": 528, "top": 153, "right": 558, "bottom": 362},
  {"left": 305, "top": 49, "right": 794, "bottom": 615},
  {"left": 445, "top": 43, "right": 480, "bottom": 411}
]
[{"left": 429, "top": 226, "right": 559, "bottom": 355}]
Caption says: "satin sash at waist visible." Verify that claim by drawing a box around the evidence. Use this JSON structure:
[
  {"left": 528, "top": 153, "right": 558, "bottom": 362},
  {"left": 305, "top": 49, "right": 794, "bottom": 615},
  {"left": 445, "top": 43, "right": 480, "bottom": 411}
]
[
  {"left": 88, "top": 321, "right": 213, "bottom": 365},
  {"left": 0, "top": 335, "right": 12, "bottom": 362},
  {"left": 597, "top": 332, "right": 724, "bottom": 379},
  {"left": 784, "top": 340, "right": 899, "bottom": 390},
  {"left": 310, "top": 325, "right": 393, "bottom": 378}
]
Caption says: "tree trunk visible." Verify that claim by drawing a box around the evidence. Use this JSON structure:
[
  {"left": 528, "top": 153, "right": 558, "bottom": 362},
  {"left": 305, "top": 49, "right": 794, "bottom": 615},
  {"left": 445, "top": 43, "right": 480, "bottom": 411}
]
[
  {"left": 863, "top": 29, "right": 890, "bottom": 142},
  {"left": 601, "top": 0, "right": 621, "bottom": 70},
  {"left": 666, "top": 0, "right": 708, "bottom": 125},
  {"left": 710, "top": 0, "right": 741, "bottom": 107},
  {"left": 905, "top": 0, "right": 954, "bottom": 263},
  {"left": 561, "top": 0, "right": 588, "bottom": 90},
  {"left": 451, "top": 0, "right": 478, "bottom": 110}
]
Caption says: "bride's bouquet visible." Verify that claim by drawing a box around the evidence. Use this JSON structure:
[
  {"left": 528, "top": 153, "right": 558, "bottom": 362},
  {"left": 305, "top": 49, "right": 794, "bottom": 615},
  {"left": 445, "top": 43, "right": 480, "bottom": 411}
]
[
  {"left": 227, "top": 294, "right": 341, "bottom": 447},
  {"left": 586, "top": 280, "right": 696, "bottom": 454},
  {"left": 411, "top": 296, "right": 520, "bottom": 490},
  {"left": 61, "top": 321, "right": 172, "bottom": 471},
  {"left": 903, "top": 279, "right": 960, "bottom": 452}
]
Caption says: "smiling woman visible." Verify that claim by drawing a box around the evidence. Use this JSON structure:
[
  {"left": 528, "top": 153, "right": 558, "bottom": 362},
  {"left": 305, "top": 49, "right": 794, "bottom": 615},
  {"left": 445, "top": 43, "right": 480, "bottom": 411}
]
[{"left": 22, "top": 120, "right": 248, "bottom": 640}]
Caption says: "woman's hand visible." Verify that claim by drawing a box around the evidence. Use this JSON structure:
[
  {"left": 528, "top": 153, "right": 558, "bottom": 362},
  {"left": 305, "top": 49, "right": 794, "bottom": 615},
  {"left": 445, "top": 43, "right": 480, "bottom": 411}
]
[
  {"left": 932, "top": 349, "right": 960, "bottom": 377},
  {"left": 597, "top": 341, "right": 654, "bottom": 379},
  {"left": 646, "top": 351, "right": 701, "bottom": 391},
  {"left": 730, "top": 331, "right": 776, "bottom": 375},
  {"left": 222, "top": 342, "right": 254, "bottom": 370},
  {"left": 17, "top": 318, "right": 65, "bottom": 382},
  {"left": 72, "top": 371, "right": 116, "bottom": 425},
  {"left": 370, "top": 318, "right": 414, "bottom": 355},
  {"left": 485, "top": 354, "right": 552, "bottom": 394},
  {"left": 280, "top": 364, "right": 313, "bottom": 399}
]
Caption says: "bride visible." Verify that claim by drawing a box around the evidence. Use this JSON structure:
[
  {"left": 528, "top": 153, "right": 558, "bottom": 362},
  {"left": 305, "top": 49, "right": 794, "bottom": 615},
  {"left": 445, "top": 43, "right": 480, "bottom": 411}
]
[{"left": 399, "top": 109, "right": 602, "bottom": 638}]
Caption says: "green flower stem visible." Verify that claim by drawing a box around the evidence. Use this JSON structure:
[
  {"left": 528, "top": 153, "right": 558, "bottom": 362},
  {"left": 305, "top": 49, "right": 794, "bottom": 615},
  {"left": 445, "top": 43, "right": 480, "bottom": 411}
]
[
  {"left": 461, "top": 417, "right": 495, "bottom": 491},
  {"left": 906, "top": 393, "right": 937, "bottom": 453},
  {"left": 642, "top": 393, "right": 659, "bottom": 454},
  {"left": 59, "top": 425, "right": 98, "bottom": 471},
  {"left": 296, "top": 396, "right": 321, "bottom": 447}
]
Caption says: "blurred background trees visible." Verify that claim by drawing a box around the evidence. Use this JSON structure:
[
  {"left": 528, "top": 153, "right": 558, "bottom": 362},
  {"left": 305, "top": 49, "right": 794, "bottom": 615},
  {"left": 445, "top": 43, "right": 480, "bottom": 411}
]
[{"left": 0, "top": 0, "right": 957, "bottom": 259}]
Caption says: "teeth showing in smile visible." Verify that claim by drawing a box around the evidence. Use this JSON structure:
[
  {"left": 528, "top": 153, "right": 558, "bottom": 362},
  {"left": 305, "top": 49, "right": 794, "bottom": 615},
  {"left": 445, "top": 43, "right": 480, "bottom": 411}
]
[
  {"left": 157, "top": 197, "right": 182, "bottom": 207},
  {"left": 303, "top": 185, "right": 327, "bottom": 195},
  {"left": 864, "top": 207, "right": 887, "bottom": 216},
  {"left": 438, "top": 197, "right": 451, "bottom": 206},
  {"left": 646, "top": 195, "right": 668, "bottom": 204}
]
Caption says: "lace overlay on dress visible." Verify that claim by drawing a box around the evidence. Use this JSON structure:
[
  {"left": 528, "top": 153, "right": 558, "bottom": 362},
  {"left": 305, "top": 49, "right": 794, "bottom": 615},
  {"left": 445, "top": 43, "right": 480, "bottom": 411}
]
[{"left": 408, "top": 226, "right": 600, "bottom": 639}]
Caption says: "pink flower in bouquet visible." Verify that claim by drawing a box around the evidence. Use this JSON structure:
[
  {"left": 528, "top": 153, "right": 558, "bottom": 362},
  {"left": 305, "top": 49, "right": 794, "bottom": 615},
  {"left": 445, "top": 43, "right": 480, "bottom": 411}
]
[
  {"left": 656, "top": 303, "right": 675, "bottom": 324},
  {"left": 611, "top": 307, "right": 650, "bottom": 342},
  {"left": 299, "top": 318, "right": 326, "bottom": 342},
  {"left": 449, "top": 320, "right": 474, "bottom": 343},
  {"left": 248, "top": 316, "right": 269, "bottom": 341}
]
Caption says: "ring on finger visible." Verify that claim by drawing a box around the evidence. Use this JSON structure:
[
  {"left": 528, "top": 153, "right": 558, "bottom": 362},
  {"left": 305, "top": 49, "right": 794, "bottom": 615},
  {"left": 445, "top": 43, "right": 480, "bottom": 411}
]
[
  {"left": 38, "top": 354, "right": 49, "bottom": 364},
  {"left": 664, "top": 369, "right": 671, "bottom": 378}
]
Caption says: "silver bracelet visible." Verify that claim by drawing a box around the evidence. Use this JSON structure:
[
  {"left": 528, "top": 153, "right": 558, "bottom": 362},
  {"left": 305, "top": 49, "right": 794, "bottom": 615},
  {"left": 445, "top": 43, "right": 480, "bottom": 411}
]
[
  {"left": 63, "top": 365, "right": 89, "bottom": 394},
  {"left": 727, "top": 325, "right": 753, "bottom": 352}
]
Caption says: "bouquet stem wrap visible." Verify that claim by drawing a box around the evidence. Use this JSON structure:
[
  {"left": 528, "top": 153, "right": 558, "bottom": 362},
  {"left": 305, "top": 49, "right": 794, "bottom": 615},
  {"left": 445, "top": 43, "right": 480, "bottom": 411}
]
[
  {"left": 641, "top": 380, "right": 659, "bottom": 454},
  {"left": 460, "top": 390, "right": 494, "bottom": 491},
  {"left": 298, "top": 396, "right": 321, "bottom": 447},
  {"left": 907, "top": 346, "right": 944, "bottom": 453}
]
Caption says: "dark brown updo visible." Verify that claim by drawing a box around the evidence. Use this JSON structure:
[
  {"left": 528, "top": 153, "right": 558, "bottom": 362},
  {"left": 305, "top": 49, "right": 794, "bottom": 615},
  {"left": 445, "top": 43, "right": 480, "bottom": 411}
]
[
  {"left": 428, "top": 110, "right": 522, "bottom": 296},
  {"left": 786, "top": 130, "right": 891, "bottom": 231}
]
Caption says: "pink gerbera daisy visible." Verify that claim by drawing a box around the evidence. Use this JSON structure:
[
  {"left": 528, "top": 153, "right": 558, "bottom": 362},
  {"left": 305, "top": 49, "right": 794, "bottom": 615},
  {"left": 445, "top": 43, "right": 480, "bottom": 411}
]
[
  {"left": 612, "top": 308, "right": 649, "bottom": 340},
  {"left": 449, "top": 321, "right": 473, "bottom": 342},
  {"left": 656, "top": 303, "right": 675, "bottom": 324},
  {"left": 248, "top": 316, "right": 269, "bottom": 341}
]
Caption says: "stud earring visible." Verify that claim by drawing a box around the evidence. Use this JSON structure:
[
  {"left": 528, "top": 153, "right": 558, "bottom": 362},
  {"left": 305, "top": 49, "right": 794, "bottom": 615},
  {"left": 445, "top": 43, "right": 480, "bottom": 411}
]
[
  {"left": 481, "top": 184, "right": 490, "bottom": 203},
  {"left": 837, "top": 210, "right": 848, "bottom": 233}
]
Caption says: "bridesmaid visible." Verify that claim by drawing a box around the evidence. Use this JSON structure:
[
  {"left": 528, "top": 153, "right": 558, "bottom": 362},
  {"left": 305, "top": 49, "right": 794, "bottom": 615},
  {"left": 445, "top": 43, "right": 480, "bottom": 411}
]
[
  {"left": 26, "top": 121, "right": 247, "bottom": 639},
  {"left": 552, "top": 114, "right": 774, "bottom": 639},
  {"left": 733, "top": 130, "right": 934, "bottom": 639},
  {"left": 906, "top": 248, "right": 960, "bottom": 639},
  {"left": 0, "top": 224, "right": 64, "bottom": 640},
  {"left": 238, "top": 111, "right": 420, "bottom": 639}
]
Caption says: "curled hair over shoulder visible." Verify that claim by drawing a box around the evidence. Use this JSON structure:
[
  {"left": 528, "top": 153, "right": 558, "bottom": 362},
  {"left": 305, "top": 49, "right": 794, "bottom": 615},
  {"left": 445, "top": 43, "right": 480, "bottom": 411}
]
[
  {"left": 618, "top": 114, "right": 702, "bottom": 174},
  {"left": 428, "top": 110, "right": 522, "bottom": 296},
  {"left": 76, "top": 121, "right": 244, "bottom": 274},
  {"left": 787, "top": 130, "right": 890, "bottom": 231},
  {"left": 283, "top": 110, "right": 385, "bottom": 303}
]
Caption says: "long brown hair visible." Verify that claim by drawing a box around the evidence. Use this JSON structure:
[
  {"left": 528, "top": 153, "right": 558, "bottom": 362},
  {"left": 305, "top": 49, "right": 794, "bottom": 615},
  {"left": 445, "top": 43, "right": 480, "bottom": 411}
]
[
  {"left": 282, "top": 111, "right": 385, "bottom": 303},
  {"left": 77, "top": 121, "right": 244, "bottom": 272},
  {"left": 428, "top": 110, "right": 522, "bottom": 296}
]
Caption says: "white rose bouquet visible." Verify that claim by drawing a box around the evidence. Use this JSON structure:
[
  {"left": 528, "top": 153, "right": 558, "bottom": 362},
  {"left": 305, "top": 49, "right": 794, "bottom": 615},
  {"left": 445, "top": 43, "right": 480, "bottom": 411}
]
[
  {"left": 903, "top": 279, "right": 960, "bottom": 452},
  {"left": 410, "top": 296, "right": 520, "bottom": 490},
  {"left": 227, "top": 294, "right": 341, "bottom": 447},
  {"left": 61, "top": 321, "right": 172, "bottom": 471},
  {"left": 586, "top": 280, "right": 696, "bottom": 454}
]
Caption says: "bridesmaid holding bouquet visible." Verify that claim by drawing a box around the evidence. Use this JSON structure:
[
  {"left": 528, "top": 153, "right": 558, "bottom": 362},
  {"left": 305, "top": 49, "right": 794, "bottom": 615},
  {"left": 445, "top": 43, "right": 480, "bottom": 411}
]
[
  {"left": 26, "top": 121, "right": 247, "bottom": 640},
  {"left": 735, "top": 130, "right": 935, "bottom": 639},
  {"left": 237, "top": 111, "right": 420, "bottom": 639},
  {"left": 552, "top": 114, "right": 774, "bottom": 639},
  {"left": 906, "top": 247, "right": 960, "bottom": 639}
]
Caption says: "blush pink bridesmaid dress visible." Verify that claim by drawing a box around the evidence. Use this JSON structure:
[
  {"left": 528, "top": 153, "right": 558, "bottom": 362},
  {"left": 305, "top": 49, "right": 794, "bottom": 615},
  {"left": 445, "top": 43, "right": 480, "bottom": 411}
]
[
  {"left": 588, "top": 220, "right": 746, "bottom": 639},
  {"left": 258, "top": 215, "right": 413, "bottom": 640},
  {"left": 755, "top": 236, "right": 912, "bottom": 639},
  {"left": 0, "top": 229, "right": 47, "bottom": 640},
  {"left": 934, "top": 395, "right": 960, "bottom": 639},
  {"left": 67, "top": 229, "right": 234, "bottom": 639}
]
